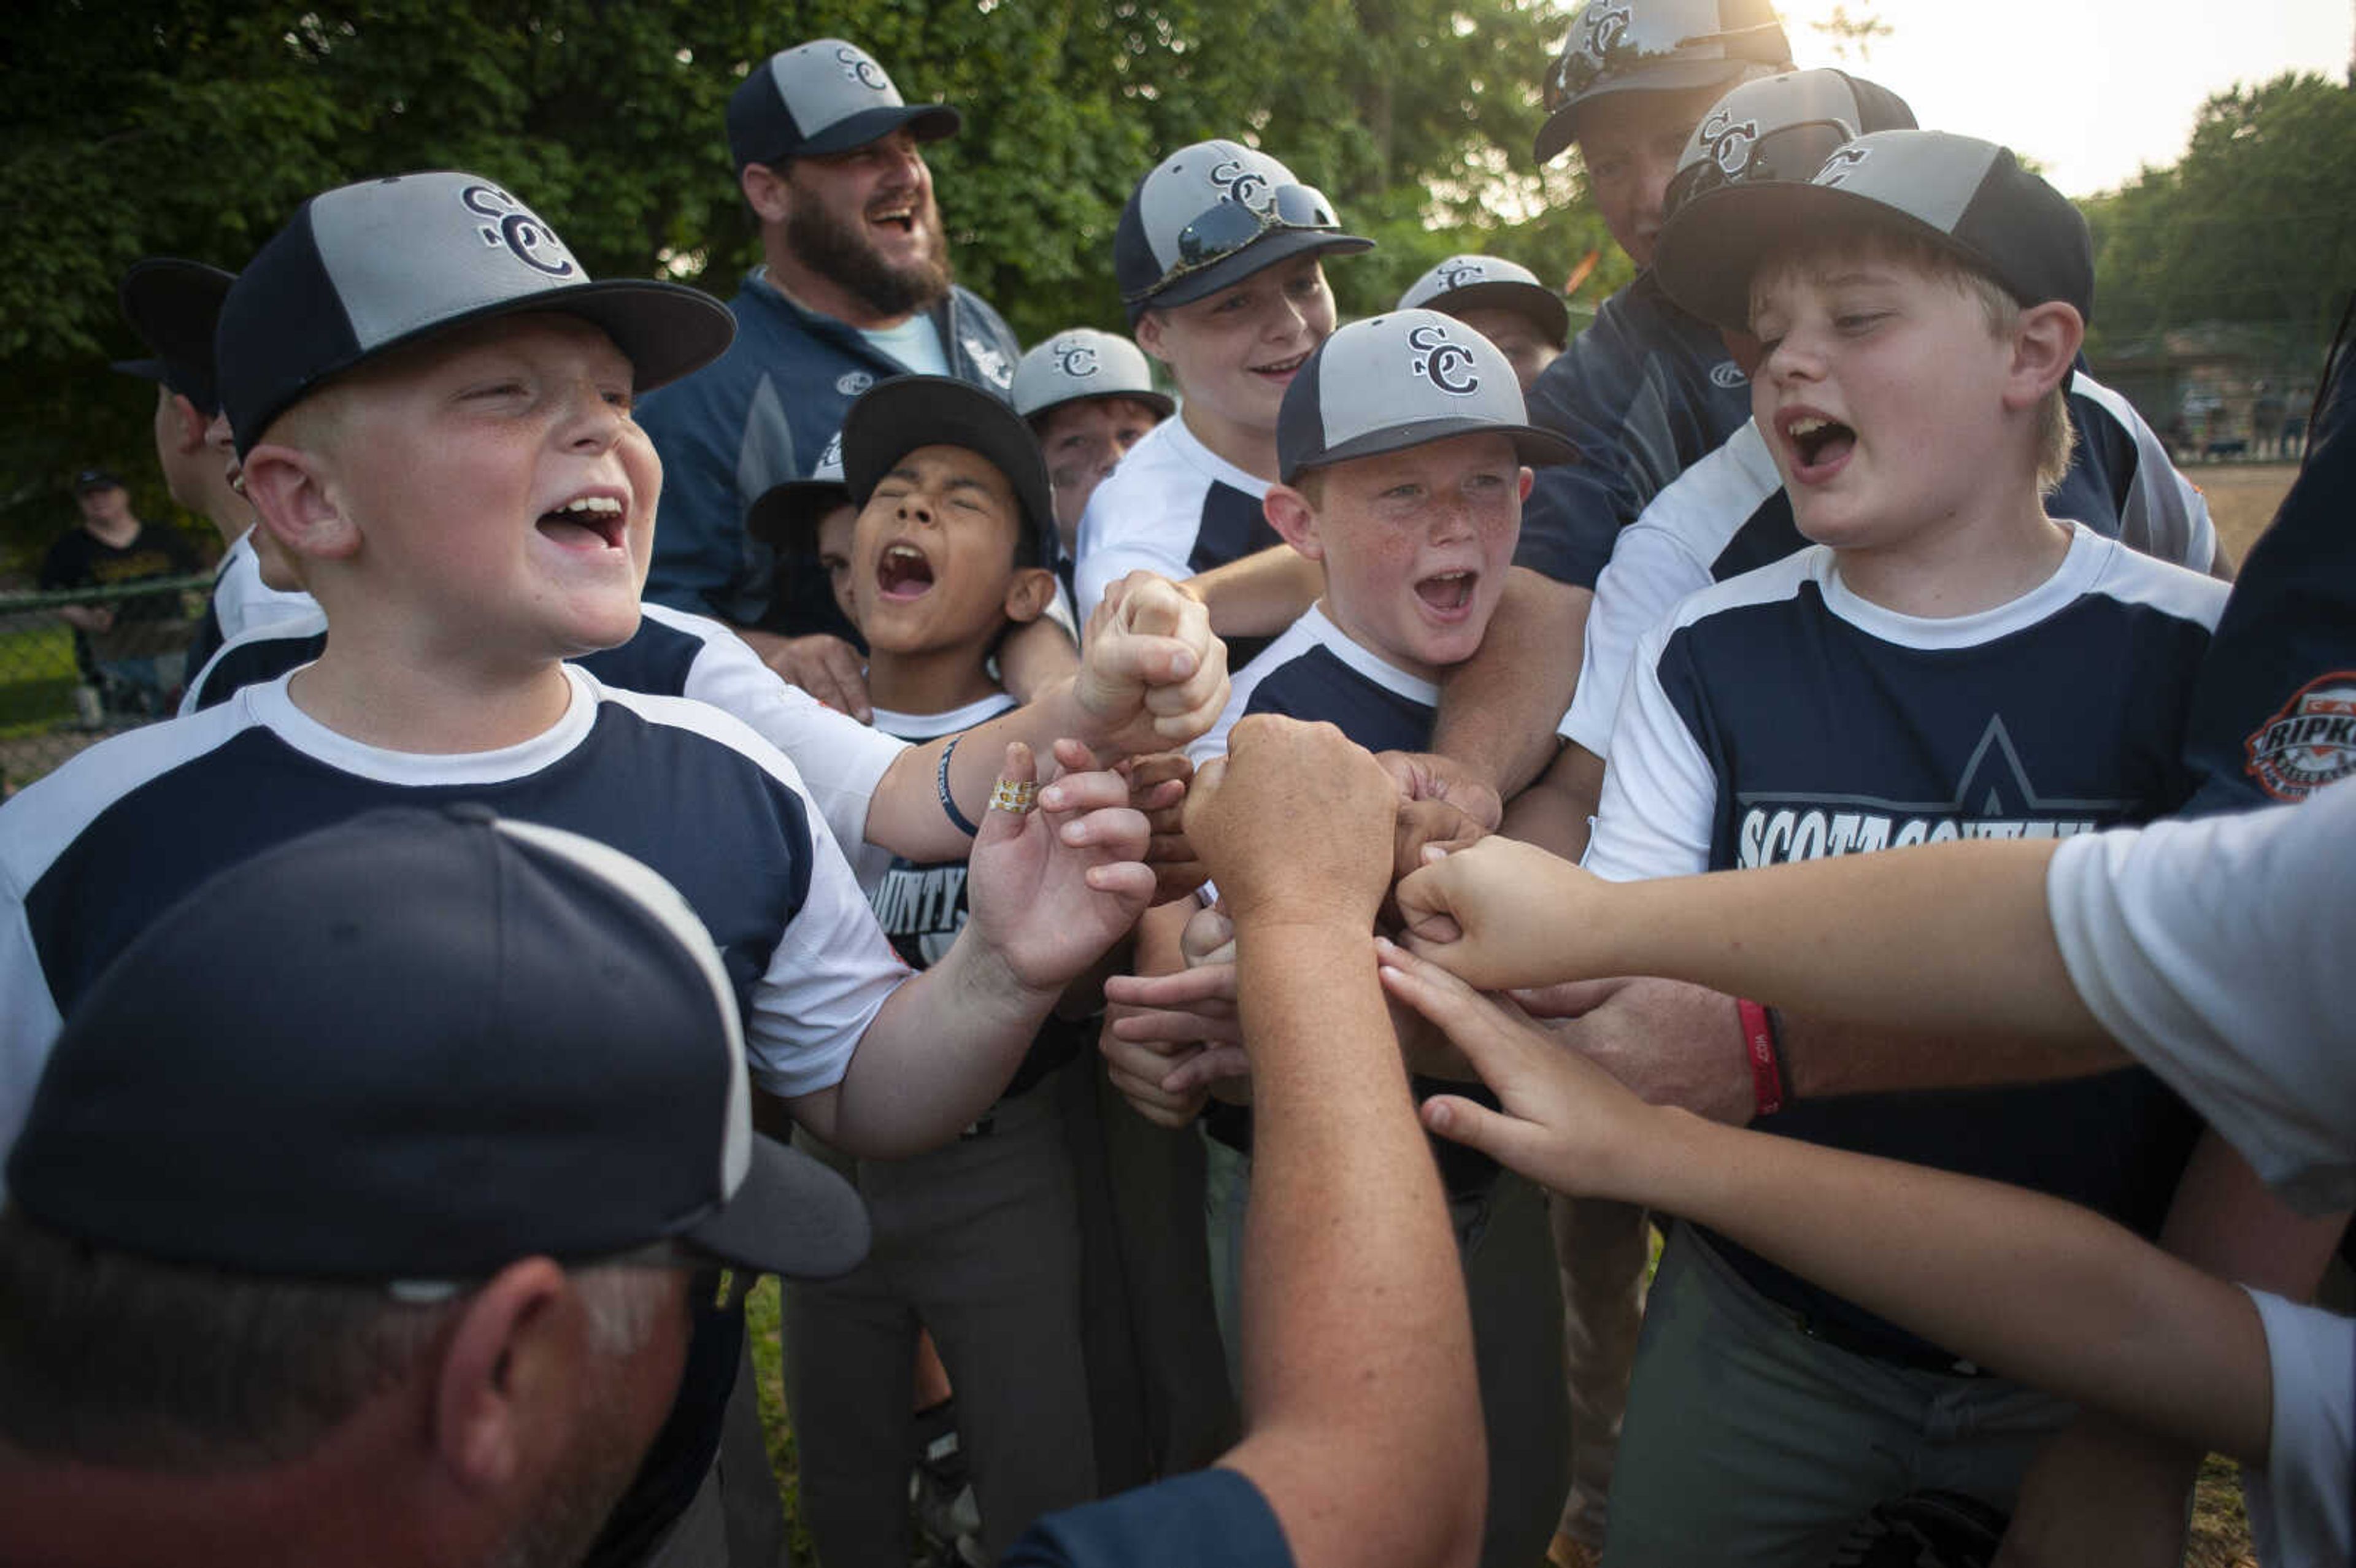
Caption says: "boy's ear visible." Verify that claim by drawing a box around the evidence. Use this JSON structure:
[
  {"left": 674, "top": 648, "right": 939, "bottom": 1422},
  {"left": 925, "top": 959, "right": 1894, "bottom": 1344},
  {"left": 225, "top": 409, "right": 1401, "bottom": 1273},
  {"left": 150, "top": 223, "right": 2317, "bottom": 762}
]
[
  {"left": 1261, "top": 483, "right": 1325, "bottom": 562},
  {"left": 240, "top": 441, "right": 363, "bottom": 565},
  {"left": 741, "top": 161, "right": 792, "bottom": 225},
  {"left": 167, "top": 393, "right": 210, "bottom": 456},
  {"left": 1517, "top": 466, "right": 1535, "bottom": 504},
  {"left": 2004, "top": 301, "right": 2084, "bottom": 410},
  {"left": 1133, "top": 310, "right": 1171, "bottom": 366},
  {"left": 1002, "top": 566, "right": 1058, "bottom": 625}
]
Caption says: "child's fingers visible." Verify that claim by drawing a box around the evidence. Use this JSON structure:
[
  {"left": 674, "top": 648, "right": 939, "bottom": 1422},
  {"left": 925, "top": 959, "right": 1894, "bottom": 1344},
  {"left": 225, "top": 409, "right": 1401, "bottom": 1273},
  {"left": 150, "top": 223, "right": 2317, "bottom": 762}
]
[
  {"left": 974, "top": 741, "right": 1040, "bottom": 850},
  {"left": 1105, "top": 964, "right": 1236, "bottom": 1013},
  {"left": 1083, "top": 860, "right": 1158, "bottom": 904},
  {"left": 1110, "top": 1007, "right": 1242, "bottom": 1047},
  {"left": 1418, "top": 1094, "right": 1560, "bottom": 1183},
  {"left": 1163, "top": 1043, "right": 1251, "bottom": 1094},
  {"left": 1376, "top": 945, "right": 1539, "bottom": 1087}
]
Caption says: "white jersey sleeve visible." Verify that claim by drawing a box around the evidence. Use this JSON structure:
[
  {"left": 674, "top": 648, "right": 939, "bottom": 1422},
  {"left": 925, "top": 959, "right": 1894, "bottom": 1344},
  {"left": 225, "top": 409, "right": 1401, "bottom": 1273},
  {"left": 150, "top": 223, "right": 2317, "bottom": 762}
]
[
  {"left": 1560, "top": 424, "right": 1780, "bottom": 758},
  {"left": 2047, "top": 777, "right": 2356, "bottom": 1213},
  {"left": 637, "top": 604, "right": 908, "bottom": 856},
  {"left": 210, "top": 532, "right": 319, "bottom": 642},
  {"left": 2070, "top": 372, "right": 2220, "bottom": 576},
  {"left": 2241, "top": 1288, "right": 2355, "bottom": 1568},
  {"left": 1582, "top": 617, "right": 1718, "bottom": 883}
]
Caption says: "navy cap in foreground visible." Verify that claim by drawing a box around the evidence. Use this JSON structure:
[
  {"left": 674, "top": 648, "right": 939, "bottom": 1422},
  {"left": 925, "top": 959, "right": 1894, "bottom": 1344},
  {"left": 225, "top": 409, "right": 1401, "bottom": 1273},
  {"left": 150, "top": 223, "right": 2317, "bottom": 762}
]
[
  {"left": 749, "top": 431, "right": 852, "bottom": 550},
  {"left": 726, "top": 39, "right": 960, "bottom": 171},
  {"left": 6, "top": 805, "right": 869, "bottom": 1285},
  {"left": 1277, "top": 310, "right": 1579, "bottom": 483},
  {"left": 1653, "top": 129, "right": 2095, "bottom": 334},
  {"left": 217, "top": 172, "right": 736, "bottom": 456}
]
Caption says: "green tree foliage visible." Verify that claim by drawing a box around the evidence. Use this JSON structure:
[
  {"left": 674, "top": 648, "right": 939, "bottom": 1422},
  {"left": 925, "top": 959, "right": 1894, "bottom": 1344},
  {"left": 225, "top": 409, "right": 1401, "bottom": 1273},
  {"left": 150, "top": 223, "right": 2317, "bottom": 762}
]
[
  {"left": 2081, "top": 71, "right": 2356, "bottom": 353},
  {"left": 0, "top": 0, "right": 1622, "bottom": 559}
]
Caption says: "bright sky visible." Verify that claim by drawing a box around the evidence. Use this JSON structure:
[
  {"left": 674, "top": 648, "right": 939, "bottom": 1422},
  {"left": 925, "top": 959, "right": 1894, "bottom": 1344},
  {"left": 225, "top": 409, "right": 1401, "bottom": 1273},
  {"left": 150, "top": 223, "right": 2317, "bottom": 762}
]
[{"left": 1773, "top": 0, "right": 2353, "bottom": 196}]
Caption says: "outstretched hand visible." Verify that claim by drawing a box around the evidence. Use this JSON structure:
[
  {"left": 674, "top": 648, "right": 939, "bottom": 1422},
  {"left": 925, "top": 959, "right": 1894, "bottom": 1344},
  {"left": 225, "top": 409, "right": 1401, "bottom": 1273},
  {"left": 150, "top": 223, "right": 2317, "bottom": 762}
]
[
  {"left": 1076, "top": 571, "right": 1231, "bottom": 756},
  {"left": 1393, "top": 834, "right": 1601, "bottom": 988},
  {"left": 967, "top": 740, "right": 1156, "bottom": 996},
  {"left": 1376, "top": 939, "right": 1663, "bottom": 1202}
]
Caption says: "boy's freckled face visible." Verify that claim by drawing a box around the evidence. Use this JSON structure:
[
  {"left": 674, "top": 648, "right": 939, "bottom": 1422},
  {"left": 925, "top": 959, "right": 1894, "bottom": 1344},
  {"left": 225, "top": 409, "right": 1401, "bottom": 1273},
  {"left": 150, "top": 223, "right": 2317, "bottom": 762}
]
[
  {"left": 1300, "top": 432, "right": 1525, "bottom": 682},
  {"left": 1451, "top": 307, "right": 1561, "bottom": 392},
  {"left": 326, "top": 313, "right": 657, "bottom": 658},
  {"left": 1748, "top": 251, "right": 2016, "bottom": 555},
  {"left": 849, "top": 444, "right": 1026, "bottom": 655},
  {"left": 1137, "top": 254, "right": 1335, "bottom": 439},
  {"left": 1037, "top": 396, "right": 1164, "bottom": 549}
]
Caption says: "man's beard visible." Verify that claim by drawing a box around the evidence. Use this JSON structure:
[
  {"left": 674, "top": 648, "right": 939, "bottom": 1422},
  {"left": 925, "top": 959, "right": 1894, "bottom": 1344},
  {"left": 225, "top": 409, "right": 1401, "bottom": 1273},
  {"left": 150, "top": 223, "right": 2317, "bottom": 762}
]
[{"left": 785, "top": 188, "right": 953, "bottom": 320}]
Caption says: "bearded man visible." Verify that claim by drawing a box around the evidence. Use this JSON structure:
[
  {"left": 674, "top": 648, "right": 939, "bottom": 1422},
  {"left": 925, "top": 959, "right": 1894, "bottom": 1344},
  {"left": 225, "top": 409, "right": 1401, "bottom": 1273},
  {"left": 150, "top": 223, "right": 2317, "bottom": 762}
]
[{"left": 637, "top": 40, "right": 1030, "bottom": 712}]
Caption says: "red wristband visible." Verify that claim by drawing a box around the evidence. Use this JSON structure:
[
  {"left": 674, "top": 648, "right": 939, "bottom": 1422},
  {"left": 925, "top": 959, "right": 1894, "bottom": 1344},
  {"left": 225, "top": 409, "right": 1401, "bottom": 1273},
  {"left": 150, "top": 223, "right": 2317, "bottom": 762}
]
[{"left": 1737, "top": 998, "right": 1785, "bottom": 1119}]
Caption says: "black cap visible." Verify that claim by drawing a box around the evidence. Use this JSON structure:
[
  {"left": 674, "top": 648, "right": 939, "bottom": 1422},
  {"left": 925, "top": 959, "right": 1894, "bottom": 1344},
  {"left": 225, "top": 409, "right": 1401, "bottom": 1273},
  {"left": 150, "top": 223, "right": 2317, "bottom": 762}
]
[
  {"left": 1396, "top": 256, "right": 1572, "bottom": 349},
  {"left": 1535, "top": 0, "right": 1792, "bottom": 166},
  {"left": 1654, "top": 129, "right": 2096, "bottom": 334},
  {"left": 7, "top": 806, "right": 870, "bottom": 1284},
  {"left": 1277, "top": 310, "right": 1578, "bottom": 483},
  {"left": 1663, "top": 69, "right": 1915, "bottom": 225},
  {"left": 112, "top": 258, "right": 235, "bottom": 415},
  {"left": 1114, "top": 140, "right": 1372, "bottom": 321},
  {"left": 726, "top": 40, "right": 960, "bottom": 171},
  {"left": 71, "top": 467, "right": 123, "bottom": 494},
  {"left": 839, "top": 377, "right": 1057, "bottom": 568},
  {"left": 218, "top": 172, "right": 736, "bottom": 456},
  {"left": 747, "top": 431, "right": 852, "bottom": 552}
]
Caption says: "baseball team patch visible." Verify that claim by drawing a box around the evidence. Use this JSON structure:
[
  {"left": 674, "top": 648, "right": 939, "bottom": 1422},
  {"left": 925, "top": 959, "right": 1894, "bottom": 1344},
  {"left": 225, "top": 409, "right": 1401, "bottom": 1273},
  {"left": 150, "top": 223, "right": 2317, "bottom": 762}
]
[{"left": 2244, "top": 672, "right": 2356, "bottom": 801}]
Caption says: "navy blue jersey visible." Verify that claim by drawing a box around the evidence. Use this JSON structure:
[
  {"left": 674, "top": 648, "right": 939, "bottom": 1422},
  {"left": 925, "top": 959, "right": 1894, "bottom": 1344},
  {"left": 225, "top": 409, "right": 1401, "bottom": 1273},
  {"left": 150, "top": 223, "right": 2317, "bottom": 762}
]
[
  {"left": 1591, "top": 528, "right": 2231, "bottom": 1364},
  {"left": 1005, "top": 1466, "right": 1290, "bottom": 1567},
  {"left": 1514, "top": 271, "right": 1755, "bottom": 590},
  {"left": 1075, "top": 417, "right": 1280, "bottom": 628}
]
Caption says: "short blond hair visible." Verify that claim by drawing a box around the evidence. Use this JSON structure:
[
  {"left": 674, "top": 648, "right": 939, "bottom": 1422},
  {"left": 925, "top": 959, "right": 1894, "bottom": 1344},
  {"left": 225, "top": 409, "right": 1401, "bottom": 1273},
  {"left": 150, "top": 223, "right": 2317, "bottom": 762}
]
[{"left": 1752, "top": 222, "right": 2076, "bottom": 493}]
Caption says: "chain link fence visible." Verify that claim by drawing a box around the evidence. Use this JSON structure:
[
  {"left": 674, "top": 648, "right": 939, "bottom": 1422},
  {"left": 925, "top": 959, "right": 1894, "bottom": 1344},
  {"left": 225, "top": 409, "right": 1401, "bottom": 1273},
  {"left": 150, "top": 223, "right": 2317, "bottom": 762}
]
[{"left": 0, "top": 574, "right": 210, "bottom": 794}]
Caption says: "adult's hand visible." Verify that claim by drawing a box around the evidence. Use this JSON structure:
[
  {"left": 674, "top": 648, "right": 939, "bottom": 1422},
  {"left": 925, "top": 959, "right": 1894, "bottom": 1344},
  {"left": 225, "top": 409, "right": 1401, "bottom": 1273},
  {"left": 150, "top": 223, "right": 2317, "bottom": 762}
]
[{"left": 1186, "top": 716, "right": 1393, "bottom": 933}]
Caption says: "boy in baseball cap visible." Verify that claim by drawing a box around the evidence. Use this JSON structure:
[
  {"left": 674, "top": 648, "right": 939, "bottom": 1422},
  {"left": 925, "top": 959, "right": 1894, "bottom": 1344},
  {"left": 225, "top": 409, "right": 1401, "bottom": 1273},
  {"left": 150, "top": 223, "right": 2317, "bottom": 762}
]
[
  {"left": 1537, "top": 131, "right": 2235, "bottom": 1560},
  {"left": 1397, "top": 255, "right": 1571, "bottom": 391},
  {"left": 1012, "top": 328, "right": 1172, "bottom": 574},
  {"left": 1, "top": 168, "right": 1163, "bottom": 1561},
  {"left": 1114, "top": 309, "right": 1578, "bottom": 1568},
  {"left": 0, "top": 805, "right": 866, "bottom": 1568}
]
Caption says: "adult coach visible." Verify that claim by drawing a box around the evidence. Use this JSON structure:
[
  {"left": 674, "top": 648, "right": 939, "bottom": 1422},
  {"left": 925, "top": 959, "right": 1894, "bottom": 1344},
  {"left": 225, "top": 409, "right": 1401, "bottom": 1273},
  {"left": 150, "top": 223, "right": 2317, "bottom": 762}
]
[
  {"left": 636, "top": 39, "right": 1041, "bottom": 720},
  {"left": 0, "top": 805, "right": 871, "bottom": 1568}
]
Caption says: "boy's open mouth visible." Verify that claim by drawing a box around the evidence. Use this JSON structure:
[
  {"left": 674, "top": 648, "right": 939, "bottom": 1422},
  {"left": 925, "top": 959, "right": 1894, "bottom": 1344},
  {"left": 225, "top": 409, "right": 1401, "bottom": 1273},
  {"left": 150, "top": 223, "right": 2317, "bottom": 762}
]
[
  {"left": 1784, "top": 413, "right": 1857, "bottom": 474},
  {"left": 537, "top": 494, "right": 626, "bottom": 550},
  {"left": 876, "top": 542, "right": 936, "bottom": 600},
  {"left": 1414, "top": 570, "right": 1476, "bottom": 614}
]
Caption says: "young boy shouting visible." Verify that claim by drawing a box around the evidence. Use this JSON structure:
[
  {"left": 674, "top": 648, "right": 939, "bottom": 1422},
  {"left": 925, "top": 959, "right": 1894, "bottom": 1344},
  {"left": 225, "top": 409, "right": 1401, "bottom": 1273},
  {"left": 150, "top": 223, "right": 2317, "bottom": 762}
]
[
  {"left": 0, "top": 172, "right": 1160, "bottom": 1559},
  {"left": 1115, "top": 309, "right": 1579, "bottom": 1568},
  {"left": 1526, "top": 131, "right": 2234, "bottom": 1564}
]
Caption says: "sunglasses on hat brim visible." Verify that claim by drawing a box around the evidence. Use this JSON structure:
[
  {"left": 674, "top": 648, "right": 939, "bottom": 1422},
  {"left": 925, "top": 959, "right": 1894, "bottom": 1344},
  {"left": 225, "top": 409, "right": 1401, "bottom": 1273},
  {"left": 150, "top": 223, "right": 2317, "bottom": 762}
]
[
  {"left": 1663, "top": 120, "right": 1859, "bottom": 222},
  {"left": 1124, "top": 184, "right": 1341, "bottom": 306}
]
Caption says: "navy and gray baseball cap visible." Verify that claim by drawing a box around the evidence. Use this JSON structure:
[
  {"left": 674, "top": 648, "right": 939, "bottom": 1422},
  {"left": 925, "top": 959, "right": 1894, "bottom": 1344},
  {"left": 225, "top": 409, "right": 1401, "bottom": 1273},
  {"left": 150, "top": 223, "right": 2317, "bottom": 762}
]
[
  {"left": 839, "top": 376, "right": 1057, "bottom": 566},
  {"left": 1397, "top": 256, "right": 1571, "bottom": 349},
  {"left": 1276, "top": 310, "right": 1579, "bottom": 483},
  {"left": 748, "top": 432, "right": 852, "bottom": 551},
  {"left": 1653, "top": 129, "right": 2096, "bottom": 334},
  {"left": 1114, "top": 140, "right": 1372, "bottom": 320},
  {"left": 1012, "top": 329, "right": 1174, "bottom": 423},
  {"left": 6, "top": 805, "right": 870, "bottom": 1284},
  {"left": 112, "top": 258, "right": 234, "bottom": 415},
  {"left": 217, "top": 171, "right": 736, "bottom": 456},
  {"left": 726, "top": 39, "right": 960, "bottom": 171},
  {"left": 1535, "top": 0, "right": 1792, "bottom": 165},
  {"left": 1663, "top": 69, "right": 1914, "bottom": 224}
]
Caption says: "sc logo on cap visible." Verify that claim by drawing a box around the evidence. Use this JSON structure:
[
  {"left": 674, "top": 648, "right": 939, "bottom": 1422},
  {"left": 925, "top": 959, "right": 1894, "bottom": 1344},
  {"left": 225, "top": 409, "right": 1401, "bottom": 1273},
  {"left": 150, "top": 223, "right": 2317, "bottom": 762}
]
[
  {"left": 1818, "top": 145, "right": 1873, "bottom": 187},
  {"left": 461, "top": 185, "right": 577, "bottom": 279},
  {"left": 1436, "top": 260, "right": 1488, "bottom": 291},
  {"left": 1407, "top": 323, "right": 1480, "bottom": 396},
  {"left": 1207, "top": 158, "right": 1271, "bottom": 211},
  {"left": 835, "top": 46, "right": 888, "bottom": 92},
  {"left": 1058, "top": 342, "right": 1101, "bottom": 379},
  {"left": 1701, "top": 109, "right": 1761, "bottom": 179}
]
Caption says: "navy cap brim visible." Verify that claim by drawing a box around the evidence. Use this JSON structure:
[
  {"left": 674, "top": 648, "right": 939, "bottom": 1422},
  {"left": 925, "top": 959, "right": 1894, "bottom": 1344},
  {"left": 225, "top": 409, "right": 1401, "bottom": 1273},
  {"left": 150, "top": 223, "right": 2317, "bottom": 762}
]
[
  {"left": 1419, "top": 280, "right": 1571, "bottom": 347},
  {"left": 1133, "top": 228, "right": 1374, "bottom": 315},
  {"left": 782, "top": 102, "right": 961, "bottom": 162},
  {"left": 683, "top": 1132, "right": 872, "bottom": 1282},
  {"left": 841, "top": 377, "right": 1057, "bottom": 565},
  {"left": 1655, "top": 178, "right": 1977, "bottom": 334},
  {"left": 118, "top": 258, "right": 234, "bottom": 413},
  {"left": 1286, "top": 415, "right": 1577, "bottom": 483},
  {"left": 1534, "top": 56, "right": 1759, "bottom": 165},
  {"left": 747, "top": 476, "right": 855, "bottom": 550}
]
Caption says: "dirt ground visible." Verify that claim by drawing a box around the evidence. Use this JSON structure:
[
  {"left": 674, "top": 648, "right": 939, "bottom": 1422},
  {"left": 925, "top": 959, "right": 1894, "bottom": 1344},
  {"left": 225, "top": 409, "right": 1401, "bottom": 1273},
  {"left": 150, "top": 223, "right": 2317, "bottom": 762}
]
[{"left": 2192, "top": 461, "right": 2297, "bottom": 565}]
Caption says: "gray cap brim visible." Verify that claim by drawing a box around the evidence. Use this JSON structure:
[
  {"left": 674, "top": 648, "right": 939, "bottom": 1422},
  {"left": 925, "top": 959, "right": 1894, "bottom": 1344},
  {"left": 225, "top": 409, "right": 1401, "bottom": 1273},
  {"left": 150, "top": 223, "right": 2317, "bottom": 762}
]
[
  {"left": 787, "top": 102, "right": 961, "bottom": 161},
  {"left": 685, "top": 1132, "right": 872, "bottom": 1282},
  {"left": 1139, "top": 228, "right": 1374, "bottom": 313},
  {"left": 1290, "top": 414, "right": 1577, "bottom": 482},
  {"left": 1534, "top": 56, "right": 1758, "bottom": 164}
]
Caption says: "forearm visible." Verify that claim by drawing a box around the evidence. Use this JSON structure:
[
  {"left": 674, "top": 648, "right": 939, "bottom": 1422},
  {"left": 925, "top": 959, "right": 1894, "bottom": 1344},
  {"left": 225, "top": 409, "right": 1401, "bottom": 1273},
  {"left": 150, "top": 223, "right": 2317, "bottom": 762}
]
[
  {"left": 1184, "top": 545, "right": 1323, "bottom": 639},
  {"left": 862, "top": 683, "right": 1112, "bottom": 864},
  {"left": 1500, "top": 741, "right": 1604, "bottom": 861},
  {"left": 1624, "top": 1111, "right": 2273, "bottom": 1466},
  {"left": 1224, "top": 920, "right": 1483, "bottom": 1567},
  {"left": 1430, "top": 567, "right": 1582, "bottom": 800},
  {"left": 996, "top": 613, "right": 1078, "bottom": 702},
  {"left": 799, "top": 937, "right": 1057, "bottom": 1157}
]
